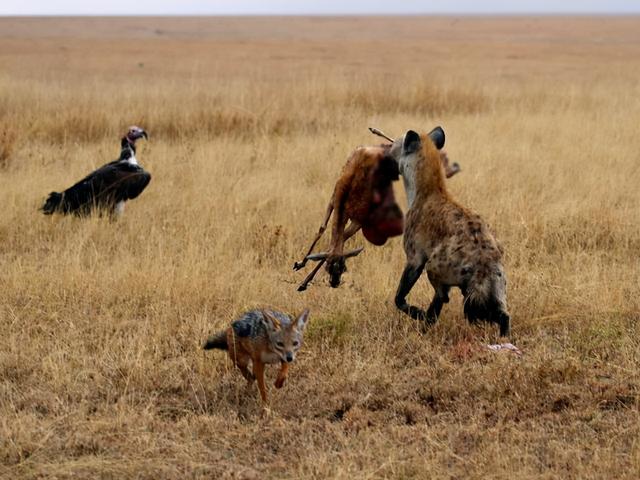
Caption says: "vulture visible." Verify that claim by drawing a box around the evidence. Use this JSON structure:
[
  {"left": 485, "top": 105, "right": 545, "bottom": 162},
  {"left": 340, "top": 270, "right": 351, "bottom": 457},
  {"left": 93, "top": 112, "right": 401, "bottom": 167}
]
[{"left": 42, "top": 126, "right": 151, "bottom": 217}]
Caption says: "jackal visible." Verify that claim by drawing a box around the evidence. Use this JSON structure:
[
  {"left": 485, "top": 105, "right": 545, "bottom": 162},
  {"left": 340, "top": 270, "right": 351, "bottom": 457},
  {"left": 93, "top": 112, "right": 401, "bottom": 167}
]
[{"left": 204, "top": 309, "right": 310, "bottom": 405}]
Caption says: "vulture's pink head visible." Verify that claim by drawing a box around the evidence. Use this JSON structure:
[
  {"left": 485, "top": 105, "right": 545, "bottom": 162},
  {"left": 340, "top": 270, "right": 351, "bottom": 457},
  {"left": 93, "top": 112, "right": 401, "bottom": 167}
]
[{"left": 126, "top": 125, "right": 148, "bottom": 144}]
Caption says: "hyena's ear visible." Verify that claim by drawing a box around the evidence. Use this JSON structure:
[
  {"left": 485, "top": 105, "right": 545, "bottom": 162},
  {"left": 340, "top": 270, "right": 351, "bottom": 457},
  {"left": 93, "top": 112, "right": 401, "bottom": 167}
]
[
  {"left": 403, "top": 130, "right": 422, "bottom": 155},
  {"left": 428, "top": 126, "right": 445, "bottom": 150},
  {"left": 261, "top": 310, "right": 281, "bottom": 331},
  {"left": 295, "top": 309, "right": 310, "bottom": 331}
]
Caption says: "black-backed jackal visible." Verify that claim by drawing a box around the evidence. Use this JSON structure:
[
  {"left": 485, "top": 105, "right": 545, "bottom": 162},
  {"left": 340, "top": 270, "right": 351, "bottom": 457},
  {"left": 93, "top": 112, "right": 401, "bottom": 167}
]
[{"left": 204, "top": 309, "right": 310, "bottom": 405}]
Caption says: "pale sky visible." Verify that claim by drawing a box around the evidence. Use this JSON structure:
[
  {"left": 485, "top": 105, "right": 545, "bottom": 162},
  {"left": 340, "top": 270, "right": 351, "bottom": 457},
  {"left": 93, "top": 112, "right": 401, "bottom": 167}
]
[{"left": 1, "top": 0, "right": 639, "bottom": 16}]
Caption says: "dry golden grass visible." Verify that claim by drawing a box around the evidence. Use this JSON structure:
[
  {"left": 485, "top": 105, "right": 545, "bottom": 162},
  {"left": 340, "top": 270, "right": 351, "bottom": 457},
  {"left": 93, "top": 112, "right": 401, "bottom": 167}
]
[{"left": 1, "top": 16, "right": 639, "bottom": 479}]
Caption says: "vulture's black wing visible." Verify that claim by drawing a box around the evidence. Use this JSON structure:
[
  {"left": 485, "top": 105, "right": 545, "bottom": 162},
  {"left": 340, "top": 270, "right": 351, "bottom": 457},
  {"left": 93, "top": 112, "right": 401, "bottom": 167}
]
[
  {"left": 111, "top": 163, "right": 152, "bottom": 202},
  {"left": 43, "top": 161, "right": 151, "bottom": 215}
]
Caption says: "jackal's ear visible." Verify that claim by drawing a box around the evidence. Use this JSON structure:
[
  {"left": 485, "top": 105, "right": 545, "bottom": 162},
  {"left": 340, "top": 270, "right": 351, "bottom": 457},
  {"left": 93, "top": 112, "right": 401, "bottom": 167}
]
[
  {"left": 428, "top": 126, "right": 445, "bottom": 150},
  {"left": 261, "top": 310, "right": 281, "bottom": 331},
  {"left": 403, "top": 130, "right": 422, "bottom": 155},
  {"left": 295, "top": 309, "right": 310, "bottom": 331}
]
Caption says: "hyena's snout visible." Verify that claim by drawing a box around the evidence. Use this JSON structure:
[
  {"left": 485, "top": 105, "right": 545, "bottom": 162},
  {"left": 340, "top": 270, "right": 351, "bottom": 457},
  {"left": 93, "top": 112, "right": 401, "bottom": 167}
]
[{"left": 463, "top": 294, "right": 511, "bottom": 337}]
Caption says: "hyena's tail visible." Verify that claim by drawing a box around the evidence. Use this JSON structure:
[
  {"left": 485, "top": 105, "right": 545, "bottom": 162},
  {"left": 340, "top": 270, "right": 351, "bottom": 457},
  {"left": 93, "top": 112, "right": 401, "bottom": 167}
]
[
  {"left": 203, "top": 330, "right": 228, "bottom": 350},
  {"left": 41, "top": 192, "right": 63, "bottom": 215},
  {"left": 464, "top": 267, "right": 510, "bottom": 336}
]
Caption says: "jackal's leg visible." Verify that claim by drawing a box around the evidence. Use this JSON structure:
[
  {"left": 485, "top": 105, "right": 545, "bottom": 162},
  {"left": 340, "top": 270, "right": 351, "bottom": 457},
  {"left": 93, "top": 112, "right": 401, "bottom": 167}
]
[
  {"left": 297, "top": 221, "right": 361, "bottom": 291},
  {"left": 253, "top": 360, "right": 268, "bottom": 404},
  {"left": 228, "top": 344, "right": 255, "bottom": 383},
  {"left": 274, "top": 362, "right": 289, "bottom": 389},
  {"left": 395, "top": 260, "right": 429, "bottom": 322},
  {"left": 294, "top": 202, "right": 334, "bottom": 271},
  {"left": 236, "top": 356, "right": 255, "bottom": 383}
]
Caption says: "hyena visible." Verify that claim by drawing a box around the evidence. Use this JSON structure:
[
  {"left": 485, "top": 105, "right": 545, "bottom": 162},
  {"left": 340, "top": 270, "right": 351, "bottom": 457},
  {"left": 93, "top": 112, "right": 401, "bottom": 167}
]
[{"left": 392, "top": 127, "right": 510, "bottom": 336}]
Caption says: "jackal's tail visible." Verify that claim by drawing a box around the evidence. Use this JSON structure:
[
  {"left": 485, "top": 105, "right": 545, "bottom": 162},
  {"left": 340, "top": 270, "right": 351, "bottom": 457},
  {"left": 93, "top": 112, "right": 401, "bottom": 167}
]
[
  {"left": 41, "top": 192, "right": 63, "bottom": 215},
  {"left": 203, "top": 330, "right": 228, "bottom": 350}
]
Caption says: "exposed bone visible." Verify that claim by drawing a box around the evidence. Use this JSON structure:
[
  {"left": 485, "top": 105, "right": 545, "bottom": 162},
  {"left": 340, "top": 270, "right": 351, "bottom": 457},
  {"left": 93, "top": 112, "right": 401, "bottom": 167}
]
[
  {"left": 368, "top": 127, "right": 395, "bottom": 143},
  {"left": 486, "top": 343, "right": 522, "bottom": 356}
]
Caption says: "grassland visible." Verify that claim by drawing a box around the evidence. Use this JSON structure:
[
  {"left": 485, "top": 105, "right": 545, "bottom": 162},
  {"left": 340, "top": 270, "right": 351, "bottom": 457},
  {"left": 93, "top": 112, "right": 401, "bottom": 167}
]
[{"left": 0, "top": 16, "right": 639, "bottom": 479}]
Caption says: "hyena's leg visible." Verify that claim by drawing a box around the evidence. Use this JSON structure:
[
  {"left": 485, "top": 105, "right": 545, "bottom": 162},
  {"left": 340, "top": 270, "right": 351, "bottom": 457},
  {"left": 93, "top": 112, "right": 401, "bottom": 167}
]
[
  {"left": 274, "top": 362, "right": 289, "bottom": 389},
  {"left": 395, "top": 260, "right": 428, "bottom": 322},
  {"left": 294, "top": 202, "right": 334, "bottom": 271},
  {"left": 494, "top": 310, "right": 511, "bottom": 337},
  {"left": 253, "top": 360, "right": 268, "bottom": 404},
  {"left": 426, "top": 284, "right": 451, "bottom": 323}
]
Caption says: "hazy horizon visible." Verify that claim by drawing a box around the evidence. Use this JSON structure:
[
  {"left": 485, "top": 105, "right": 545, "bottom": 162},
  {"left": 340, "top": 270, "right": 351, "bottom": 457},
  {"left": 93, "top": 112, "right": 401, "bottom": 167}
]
[{"left": 2, "top": 0, "right": 639, "bottom": 16}]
